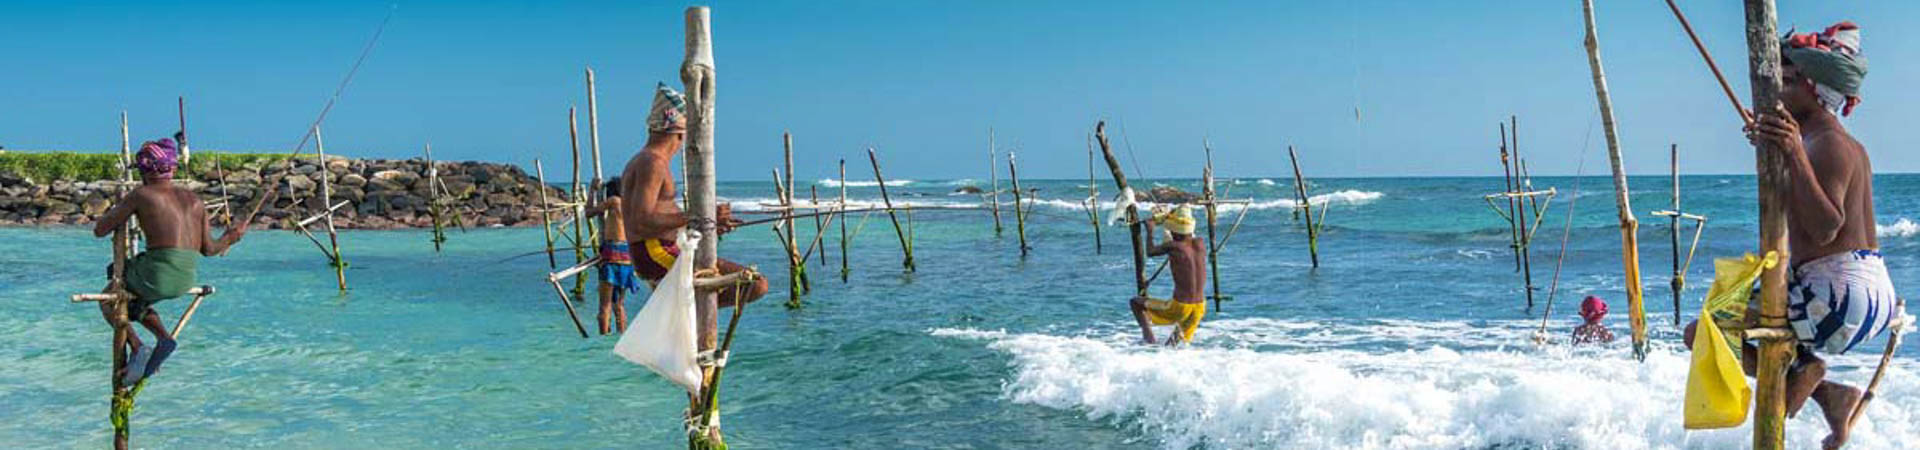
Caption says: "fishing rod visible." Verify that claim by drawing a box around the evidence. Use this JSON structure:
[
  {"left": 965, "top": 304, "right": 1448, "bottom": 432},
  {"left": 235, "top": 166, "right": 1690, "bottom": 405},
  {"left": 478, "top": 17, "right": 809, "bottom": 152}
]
[
  {"left": 234, "top": 6, "right": 396, "bottom": 229},
  {"left": 1534, "top": 116, "right": 1598, "bottom": 343},
  {"left": 1662, "top": 0, "right": 1752, "bottom": 125}
]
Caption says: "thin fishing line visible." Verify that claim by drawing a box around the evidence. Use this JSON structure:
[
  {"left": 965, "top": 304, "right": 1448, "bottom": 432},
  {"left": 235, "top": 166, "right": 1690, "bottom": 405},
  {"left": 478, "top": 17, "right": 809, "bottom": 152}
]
[
  {"left": 289, "top": 4, "right": 397, "bottom": 154},
  {"left": 1537, "top": 113, "right": 1599, "bottom": 338}
]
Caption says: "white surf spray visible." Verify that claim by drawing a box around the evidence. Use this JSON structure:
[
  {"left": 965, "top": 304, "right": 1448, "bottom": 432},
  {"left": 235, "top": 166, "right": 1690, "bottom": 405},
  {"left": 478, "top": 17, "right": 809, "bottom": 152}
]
[
  {"left": 817, "top": 178, "right": 913, "bottom": 188},
  {"left": 934, "top": 319, "right": 1918, "bottom": 449},
  {"left": 1879, "top": 218, "right": 1920, "bottom": 238}
]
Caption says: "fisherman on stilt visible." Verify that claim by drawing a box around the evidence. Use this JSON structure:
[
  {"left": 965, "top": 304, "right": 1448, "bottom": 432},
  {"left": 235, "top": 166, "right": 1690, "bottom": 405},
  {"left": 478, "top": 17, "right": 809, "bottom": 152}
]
[
  {"left": 619, "top": 83, "right": 767, "bottom": 305},
  {"left": 586, "top": 177, "right": 637, "bottom": 335},
  {"left": 1128, "top": 205, "right": 1208, "bottom": 345},
  {"left": 93, "top": 134, "right": 257, "bottom": 384},
  {"left": 1682, "top": 22, "right": 1904, "bottom": 449}
]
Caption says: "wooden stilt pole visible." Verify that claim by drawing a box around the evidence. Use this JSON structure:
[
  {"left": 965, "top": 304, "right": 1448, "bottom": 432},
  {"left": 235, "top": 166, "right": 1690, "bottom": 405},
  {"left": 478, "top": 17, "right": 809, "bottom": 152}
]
[
  {"left": 567, "top": 107, "right": 587, "bottom": 302},
  {"left": 586, "top": 67, "right": 604, "bottom": 204},
  {"left": 868, "top": 148, "right": 915, "bottom": 272},
  {"left": 776, "top": 168, "right": 802, "bottom": 309},
  {"left": 535, "top": 159, "right": 558, "bottom": 269},
  {"left": 681, "top": 8, "right": 726, "bottom": 447},
  {"left": 1009, "top": 151, "right": 1029, "bottom": 256},
  {"left": 812, "top": 185, "right": 824, "bottom": 265},
  {"left": 839, "top": 159, "right": 850, "bottom": 282},
  {"left": 785, "top": 133, "right": 808, "bottom": 294},
  {"left": 110, "top": 111, "right": 134, "bottom": 450},
  {"left": 1514, "top": 117, "right": 1536, "bottom": 311},
  {"left": 427, "top": 144, "right": 447, "bottom": 252},
  {"left": 1094, "top": 122, "right": 1147, "bottom": 297},
  {"left": 1581, "top": 0, "right": 1649, "bottom": 361},
  {"left": 1204, "top": 140, "right": 1223, "bottom": 309},
  {"left": 1500, "top": 124, "right": 1520, "bottom": 271},
  {"left": 314, "top": 127, "right": 347, "bottom": 292},
  {"left": 987, "top": 128, "right": 1003, "bottom": 236},
  {"left": 1669, "top": 144, "right": 1684, "bottom": 326},
  {"left": 1288, "top": 146, "right": 1320, "bottom": 268},
  {"left": 1738, "top": 1, "right": 1791, "bottom": 447},
  {"left": 1087, "top": 132, "right": 1102, "bottom": 254}
]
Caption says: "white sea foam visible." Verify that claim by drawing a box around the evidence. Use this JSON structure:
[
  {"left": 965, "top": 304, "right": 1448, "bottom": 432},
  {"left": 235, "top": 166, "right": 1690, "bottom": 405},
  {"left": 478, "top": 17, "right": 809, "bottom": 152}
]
[
  {"left": 817, "top": 178, "right": 913, "bottom": 188},
  {"left": 1879, "top": 218, "right": 1920, "bottom": 238},
  {"left": 723, "top": 196, "right": 970, "bottom": 212},
  {"left": 945, "top": 179, "right": 979, "bottom": 186},
  {"left": 1257, "top": 179, "right": 1278, "bottom": 186},
  {"left": 934, "top": 319, "right": 1919, "bottom": 450},
  {"left": 1026, "top": 190, "right": 1386, "bottom": 215}
]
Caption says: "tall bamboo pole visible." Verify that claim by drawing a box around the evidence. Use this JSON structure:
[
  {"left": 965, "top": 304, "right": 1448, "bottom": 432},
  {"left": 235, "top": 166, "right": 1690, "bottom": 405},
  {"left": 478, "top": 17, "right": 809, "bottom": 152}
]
[
  {"left": 427, "top": 144, "right": 446, "bottom": 252},
  {"left": 535, "top": 159, "right": 558, "bottom": 269},
  {"left": 868, "top": 148, "right": 915, "bottom": 272},
  {"left": 785, "top": 132, "right": 807, "bottom": 293},
  {"left": 586, "top": 67, "right": 604, "bottom": 201},
  {"left": 1740, "top": 0, "right": 1791, "bottom": 447},
  {"left": 1288, "top": 146, "right": 1319, "bottom": 268},
  {"left": 839, "top": 159, "right": 849, "bottom": 281},
  {"left": 567, "top": 107, "right": 586, "bottom": 301},
  {"left": 988, "top": 129, "right": 1003, "bottom": 235},
  {"left": 1580, "top": 0, "right": 1648, "bottom": 360},
  {"left": 1203, "top": 140, "right": 1221, "bottom": 309},
  {"left": 315, "top": 127, "right": 347, "bottom": 292},
  {"left": 812, "top": 185, "right": 824, "bottom": 265},
  {"left": 776, "top": 169, "right": 801, "bottom": 308},
  {"left": 1499, "top": 124, "right": 1520, "bottom": 272},
  {"left": 681, "top": 6, "right": 724, "bottom": 447},
  {"left": 1514, "top": 116, "right": 1536, "bottom": 310},
  {"left": 1669, "top": 144, "right": 1684, "bottom": 326},
  {"left": 1086, "top": 132, "right": 1102, "bottom": 254},
  {"left": 1009, "top": 152, "right": 1029, "bottom": 256},
  {"left": 1094, "top": 122, "right": 1147, "bottom": 295},
  {"left": 110, "top": 111, "right": 134, "bottom": 450}
]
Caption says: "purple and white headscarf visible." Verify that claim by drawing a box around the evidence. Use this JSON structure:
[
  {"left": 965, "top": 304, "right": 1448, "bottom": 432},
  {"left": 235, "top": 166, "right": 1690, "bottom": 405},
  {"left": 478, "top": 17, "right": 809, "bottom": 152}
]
[{"left": 135, "top": 138, "right": 179, "bottom": 177}]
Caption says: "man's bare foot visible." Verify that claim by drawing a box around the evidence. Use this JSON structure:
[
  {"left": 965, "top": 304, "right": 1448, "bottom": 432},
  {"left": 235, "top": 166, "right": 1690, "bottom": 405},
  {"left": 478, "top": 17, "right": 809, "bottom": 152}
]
[{"left": 1816, "top": 382, "right": 1862, "bottom": 450}]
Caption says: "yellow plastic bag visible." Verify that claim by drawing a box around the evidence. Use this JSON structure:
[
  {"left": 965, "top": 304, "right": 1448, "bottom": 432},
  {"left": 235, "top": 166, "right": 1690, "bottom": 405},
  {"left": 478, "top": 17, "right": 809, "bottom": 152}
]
[
  {"left": 1683, "top": 252, "right": 1774, "bottom": 430},
  {"left": 1684, "top": 307, "right": 1751, "bottom": 429}
]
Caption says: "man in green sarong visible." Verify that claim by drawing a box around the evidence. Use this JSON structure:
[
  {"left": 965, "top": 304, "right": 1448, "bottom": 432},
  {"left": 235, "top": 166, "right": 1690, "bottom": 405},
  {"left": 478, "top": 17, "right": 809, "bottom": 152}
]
[{"left": 93, "top": 134, "right": 256, "bottom": 384}]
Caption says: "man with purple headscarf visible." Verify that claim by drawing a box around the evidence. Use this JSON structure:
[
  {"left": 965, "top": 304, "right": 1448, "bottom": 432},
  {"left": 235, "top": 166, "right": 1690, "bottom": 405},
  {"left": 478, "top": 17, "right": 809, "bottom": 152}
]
[{"left": 93, "top": 134, "right": 260, "bottom": 385}]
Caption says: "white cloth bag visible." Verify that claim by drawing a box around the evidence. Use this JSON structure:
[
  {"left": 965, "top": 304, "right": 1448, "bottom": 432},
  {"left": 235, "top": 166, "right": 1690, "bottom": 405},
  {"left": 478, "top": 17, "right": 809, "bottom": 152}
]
[{"left": 613, "top": 228, "right": 704, "bottom": 394}]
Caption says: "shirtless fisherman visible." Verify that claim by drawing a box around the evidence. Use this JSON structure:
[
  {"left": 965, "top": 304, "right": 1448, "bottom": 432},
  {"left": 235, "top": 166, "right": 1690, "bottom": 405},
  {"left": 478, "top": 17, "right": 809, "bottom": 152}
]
[
  {"left": 620, "top": 82, "right": 767, "bottom": 305},
  {"left": 1684, "top": 22, "right": 1903, "bottom": 449},
  {"left": 586, "top": 177, "right": 636, "bottom": 334},
  {"left": 93, "top": 135, "right": 256, "bottom": 384},
  {"left": 1128, "top": 205, "right": 1208, "bottom": 345}
]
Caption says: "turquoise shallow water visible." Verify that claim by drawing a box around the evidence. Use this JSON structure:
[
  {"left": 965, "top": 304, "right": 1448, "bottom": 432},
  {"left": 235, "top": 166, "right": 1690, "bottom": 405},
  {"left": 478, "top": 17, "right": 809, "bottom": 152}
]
[{"left": 4, "top": 175, "right": 1918, "bottom": 449}]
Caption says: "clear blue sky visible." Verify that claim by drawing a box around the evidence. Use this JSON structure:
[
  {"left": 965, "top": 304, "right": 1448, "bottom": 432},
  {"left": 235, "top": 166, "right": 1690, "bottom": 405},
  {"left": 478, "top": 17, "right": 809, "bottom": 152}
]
[{"left": 2, "top": 1, "right": 1914, "bottom": 180}]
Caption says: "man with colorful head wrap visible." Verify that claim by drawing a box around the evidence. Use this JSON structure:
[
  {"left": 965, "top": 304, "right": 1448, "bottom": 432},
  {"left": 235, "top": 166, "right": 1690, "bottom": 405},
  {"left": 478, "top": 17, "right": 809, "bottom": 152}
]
[
  {"left": 93, "top": 135, "right": 258, "bottom": 385},
  {"left": 618, "top": 82, "right": 767, "bottom": 307},
  {"left": 1724, "top": 20, "right": 1903, "bottom": 449},
  {"left": 1128, "top": 205, "right": 1209, "bottom": 345}
]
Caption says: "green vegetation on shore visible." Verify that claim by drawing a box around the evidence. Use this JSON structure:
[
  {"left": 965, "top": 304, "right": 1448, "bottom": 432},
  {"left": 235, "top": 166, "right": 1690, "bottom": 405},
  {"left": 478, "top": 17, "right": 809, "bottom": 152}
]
[{"left": 0, "top": 151, "right": 292, "bottom": 183}]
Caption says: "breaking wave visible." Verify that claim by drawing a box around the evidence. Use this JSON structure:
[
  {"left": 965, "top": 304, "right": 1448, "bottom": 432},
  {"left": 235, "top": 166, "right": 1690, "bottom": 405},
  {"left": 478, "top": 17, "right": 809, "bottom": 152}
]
[
  {"left": 933, "top": 319, "right": 1918, "bottom": 449},
  {"left": 1025, "top": 190, "right": 1386, "bottom": 214},
  {"left": 817, "top": 178, "right": 913, "bottom": 188},
  {"left": 1880, "top": 218, "right": 1920, "bottom": 238}
]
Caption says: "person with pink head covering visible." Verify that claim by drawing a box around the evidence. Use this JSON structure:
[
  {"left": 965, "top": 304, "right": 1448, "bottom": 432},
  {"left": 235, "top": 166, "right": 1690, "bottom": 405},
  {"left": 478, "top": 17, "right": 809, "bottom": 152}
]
[
  {"left": 1570, "top": 295, "right": 1615, "bottom": 345},
  {"left": 93, "top": 133, "right": 263, "bottom": 385}
]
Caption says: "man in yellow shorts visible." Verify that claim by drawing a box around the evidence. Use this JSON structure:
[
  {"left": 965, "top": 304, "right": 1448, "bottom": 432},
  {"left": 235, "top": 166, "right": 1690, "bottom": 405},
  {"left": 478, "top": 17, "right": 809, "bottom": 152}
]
[{"left": 1129, "top": 205, "right": 1208, "bottom": 345}]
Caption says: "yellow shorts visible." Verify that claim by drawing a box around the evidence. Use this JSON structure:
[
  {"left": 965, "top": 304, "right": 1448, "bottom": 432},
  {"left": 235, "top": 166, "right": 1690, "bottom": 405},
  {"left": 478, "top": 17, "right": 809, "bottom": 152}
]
[{"left": 1143, "top": 299, "right": 1206, "bottom": 343}]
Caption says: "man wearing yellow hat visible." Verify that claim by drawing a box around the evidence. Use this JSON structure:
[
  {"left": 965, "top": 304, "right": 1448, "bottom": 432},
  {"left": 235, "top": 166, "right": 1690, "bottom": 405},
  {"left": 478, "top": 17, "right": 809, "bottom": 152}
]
[{"left": 1129, "top": 205, "right": 1208, "bottom": 345}]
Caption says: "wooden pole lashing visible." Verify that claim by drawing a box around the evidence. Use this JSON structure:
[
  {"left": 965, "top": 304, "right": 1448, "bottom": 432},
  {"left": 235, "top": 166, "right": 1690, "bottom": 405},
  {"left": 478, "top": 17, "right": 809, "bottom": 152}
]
[
  {"left": 1581, "top": 0, "right": 1649, "bottom": 361},
  {"left": 868, "top": 148, "right": 915, "bottom": 272}
]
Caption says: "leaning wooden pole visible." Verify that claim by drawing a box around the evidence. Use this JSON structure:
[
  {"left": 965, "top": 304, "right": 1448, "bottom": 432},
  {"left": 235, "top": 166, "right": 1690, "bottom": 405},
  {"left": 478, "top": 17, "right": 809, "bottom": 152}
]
[
  {"left": 775, "top": 169, "right": 802, "bottom": 308},
  {"left": 812, "top": 185, "right": 824, "bottom": 265},
  {"left": 315, "top": 127, "right": 347, "bottom": 292},
  {"left": 1086, "top": 132, "right": 1103, "bottom": 254},
  {"left": 1739, "top": 1, "right": 1792, "bottom": 447},
  {"left": 535, "top": 159, "right": 558, "bottom": 269},
  {"left": 585, "top": 67, "right": 604, "bottom": 203},
  {"left": 1095, "top": 121, "right": 1147, "bottom": 296},
  {"left": 1203, "top": 140, "right": 1222, "bottom": 309},
  {"left": 839, "top": 159, "right": 850, "bottom": 282},
  {"left": 1513, "top": 116, "right": 1537, "bottom": 311},
  {"left": 868, "top": 148, "right": 915, "bottom": 272},
  {"left": 1581, "top": 0, "right": 1648, "bottom": 361},
  {"left": 1288, "top": 146, "right": 1320, "bottom": 268},
  {"left": 427, "top": 144, "right": 447, "bottom": 252},
  {"left": 681, "top": 8, "right": 725, "bottom": 447},
  {"left": 1009, "top": 151, "right": 1030, "bottom": 256},
  {"left": 1500, "top": 124, "right": 1521, "bottom": 271},
  {"left": 567, "top": 107, "right": 587, "bottom": 302},
  {"left": 987, "top": 128, "right": 1003, "bottom": 235}
]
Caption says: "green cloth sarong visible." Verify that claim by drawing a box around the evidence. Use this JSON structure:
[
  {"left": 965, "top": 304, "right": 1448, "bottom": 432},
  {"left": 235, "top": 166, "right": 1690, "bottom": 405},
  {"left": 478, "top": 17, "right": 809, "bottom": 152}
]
[{"left": 126, "top": 248, "right": 199, "bottom": 302}]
